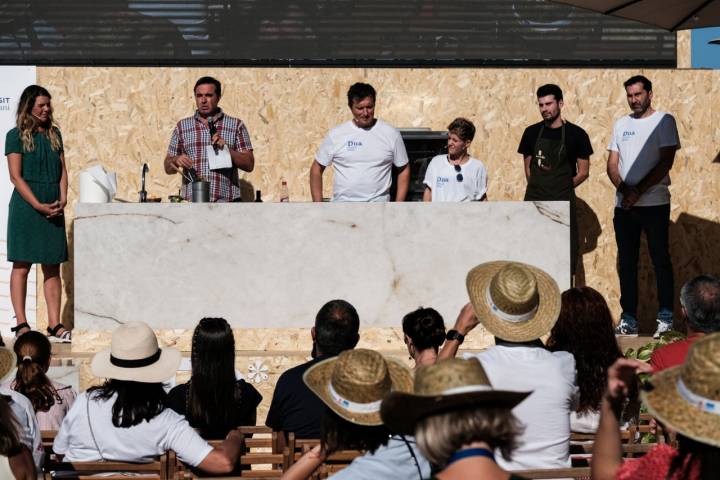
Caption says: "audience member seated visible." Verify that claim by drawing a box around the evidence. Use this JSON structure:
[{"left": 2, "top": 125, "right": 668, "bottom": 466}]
[
  {"left": 440, "top": 261, "right": 578, "bottom": 471},
  {"left": 53, "top": 322, "right": 243, "bottom": 475},
  {"left": 0, "top": 344, "right": 43, "bottom": 470},
  {"left": 3, "top": 331, "right": 77, "bottom": 430},
  {"left": 168, "top": 317, "right": 262, "bottom": 438},
  {"left": 402, "top": 307, "right": 446, "bottom": 369},
  {"left": 0, "top": 395, "right": 36, "bottom": 480},
  {"left": 282, "top": 349, "right": 430, "bottom": 480},
  {"left": 546, "top": 287, "right": 623, "bottom": 433},
  {"left": 592, "top": 333, "right": 720, "bottom": 480},
  {"left": 266, "top": 300, "right": 360, "bottom": 443},
  {"left": 650, "top": 275, "right": 720, "bottom": 372},
  {"left": 382, "top": 358, "right": 530, "bottom": 480}
]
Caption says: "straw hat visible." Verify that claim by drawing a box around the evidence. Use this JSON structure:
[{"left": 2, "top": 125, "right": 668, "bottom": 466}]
[
  {"left": 91, "top": 322, "right": 181, "bottom": 383},
  {"left": 303, "top": 349, "right": 413, "bottom": 426},
  {"left": 0, "top": 346, "right": 17, "bottom": 383},
  {"left": 466, "top": 261, "right": 561, "bottom": 342},
  {"left": 642, "top": 333, "right": 720, "bottom": 447},
  {"left": 381, "top": 358, "right": 530, "bottom": 435}
]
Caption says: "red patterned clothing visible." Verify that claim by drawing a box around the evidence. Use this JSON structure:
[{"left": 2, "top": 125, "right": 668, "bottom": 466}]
[
  {"left": 167, "top": 109, "right": 253, "bottom": 201},
  {"left": 616, "top": 444, "right": 700, "bottom": 480}
]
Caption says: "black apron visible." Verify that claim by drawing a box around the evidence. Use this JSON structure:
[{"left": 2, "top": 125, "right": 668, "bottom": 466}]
[{"left": 523, "top": 123, "right": 578, "bottom": 275}]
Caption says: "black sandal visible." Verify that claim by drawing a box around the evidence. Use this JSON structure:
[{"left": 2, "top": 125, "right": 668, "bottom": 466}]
[
  {"left": 47, "top": 323, "right": 71, "bottom": 343},
  {"left": 11, "top": 322, "right": 31, "bottom": 338}
]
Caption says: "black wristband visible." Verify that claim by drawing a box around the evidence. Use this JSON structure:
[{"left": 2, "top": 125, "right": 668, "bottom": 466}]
[{"left": 446, "top": 329, "right": 465, "bottom": 344}]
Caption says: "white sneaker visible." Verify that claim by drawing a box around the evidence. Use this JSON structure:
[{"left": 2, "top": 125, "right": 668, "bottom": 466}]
[{"left": 653, "top": 322, "right": 672, "bottom": 339}]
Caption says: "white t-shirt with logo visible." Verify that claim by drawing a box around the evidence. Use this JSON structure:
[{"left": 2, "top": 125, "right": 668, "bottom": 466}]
[
  {"left": 53, "top": 392, "right": 213, "bottom": 467},
  {"left": 315, "top": 119, "right": 409, "bottom": 202},
  {"left": 608, "top": 111, "right": 680, "bottom": 207},
  {"left": 423, "top": 155, "right": 488, "bottom": 202}
]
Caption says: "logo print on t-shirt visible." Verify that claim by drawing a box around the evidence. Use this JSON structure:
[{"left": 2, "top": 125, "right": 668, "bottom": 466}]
[
  {"left": 346, "top": 140, "right": 363, "bottom": 151},
  {"left": 622, "top": 131, "right": 635, "bottom": 141}
]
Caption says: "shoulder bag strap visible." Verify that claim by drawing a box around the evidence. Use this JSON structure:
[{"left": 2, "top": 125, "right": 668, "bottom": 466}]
[
  {"left": 86, "top": 396, "right": 106, "bottom": 462},
  {"left": 399, "top": 434, "right": 423, "bottom": 480}
]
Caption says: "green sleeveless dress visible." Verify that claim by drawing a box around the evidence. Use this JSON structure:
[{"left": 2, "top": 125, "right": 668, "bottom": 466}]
[{"left": 5, "top": 127, "right": 68, "bottom": 264}]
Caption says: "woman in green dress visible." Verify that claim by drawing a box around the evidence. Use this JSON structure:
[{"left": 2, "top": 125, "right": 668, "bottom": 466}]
[{"left": 5, "top": 85, "right": 69, "bottom": 342}]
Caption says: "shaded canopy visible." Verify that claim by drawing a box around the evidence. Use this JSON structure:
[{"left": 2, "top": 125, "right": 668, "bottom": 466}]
[{"left": 552, "top": 0, "right": 720, "bottom": 31}]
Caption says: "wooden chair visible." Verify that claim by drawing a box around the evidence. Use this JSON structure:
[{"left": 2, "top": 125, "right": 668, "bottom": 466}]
[
  {"left": 44, "top": 454, "right": 169, "bottom": 479},
  {"left": 173, "top": 432, "right": 290, "bottom": 479},
  {"left": 297, "top": 444, "right": 363, "bottom": 480},
  {"left": 41, "top": 430, "right": 57, "bottom": 450},
  {"left": 514, "top": 466, "right": 591, "bottom": 479}
]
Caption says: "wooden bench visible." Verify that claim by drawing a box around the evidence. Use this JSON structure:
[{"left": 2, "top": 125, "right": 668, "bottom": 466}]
[{"left": 44, "top": 455, "right": 169, "bottom": 480}]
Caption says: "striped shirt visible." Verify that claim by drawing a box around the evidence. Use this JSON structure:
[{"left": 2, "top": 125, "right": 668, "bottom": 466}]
[{"left": 167, "top": 109, "right": 253, "bottom": 201}]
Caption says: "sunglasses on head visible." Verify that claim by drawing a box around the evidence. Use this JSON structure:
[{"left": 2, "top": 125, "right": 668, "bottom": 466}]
[{"left": 454, "top": 164, "right": 463, "bottom": 182}]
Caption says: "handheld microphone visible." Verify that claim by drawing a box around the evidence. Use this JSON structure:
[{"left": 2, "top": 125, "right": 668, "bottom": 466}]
[{"left": 208, "top": 118, "right": 219, "bottom": 155}]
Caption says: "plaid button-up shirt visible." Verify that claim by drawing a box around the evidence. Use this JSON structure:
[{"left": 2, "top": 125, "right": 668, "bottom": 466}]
[{"left": 167, "top": 109, "right": 253, "bottom": 201}]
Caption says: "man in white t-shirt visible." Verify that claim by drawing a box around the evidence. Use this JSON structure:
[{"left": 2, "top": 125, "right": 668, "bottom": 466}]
[
  {"left": 607, "top": 75, "right": 680, "bottom": 338},
  {"left": 439, "top": 262, "right": 579, "bottom": 472},
  {"left": 310, "top": 83, "right": 410, "bottom": 202},
  {"left": 423, "top": 117, "right": 488, "bottom": 202}
]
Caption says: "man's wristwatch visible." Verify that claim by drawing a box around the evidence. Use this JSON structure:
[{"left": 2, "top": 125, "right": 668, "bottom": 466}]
[{"left": 446, "top": 329, "right": 465, "bottom": 344}]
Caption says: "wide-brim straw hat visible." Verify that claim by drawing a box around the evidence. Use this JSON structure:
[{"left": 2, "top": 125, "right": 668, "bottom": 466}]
[
  {"left": 381, "top": 358, "right": 530, "bottom": 435},
  {"left": 466, "top": 261, "right": 561, "bottom": 342},
  {"left": 642, "top": 333, "right": 720, "bottom": 447},
  {"left": 304, "top": 348, "right": 413, "bottom": 426},
  {"left": 0, "top": 346, "right": 17, "bottom": 383},
  {"left": 92, "top": 322, "right": 181, "bottom": 383}
]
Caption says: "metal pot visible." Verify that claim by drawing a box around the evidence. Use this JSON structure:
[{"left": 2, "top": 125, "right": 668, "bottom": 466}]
[{"left": 191, "top": 181, "right": 210, "bottom": 203}]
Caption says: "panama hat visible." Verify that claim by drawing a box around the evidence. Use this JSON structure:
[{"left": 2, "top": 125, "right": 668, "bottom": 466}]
[
  {"left": 303, "top": 349, "right": 413, "bottom": 426},
  {"left": 91, "top": 322, "right": 181, "bottom": 383},
  {"left": 0, "top": 346, "right": 17, "bottom": 383},
  {"left": 642, "top": 333, "right": 720, "bottom": 447},
  {"left": 381, "top": 358, "right": 530, "bottom": 435},
  {"left": 466, "top": 261, "right": 561, "bottom": 342}
]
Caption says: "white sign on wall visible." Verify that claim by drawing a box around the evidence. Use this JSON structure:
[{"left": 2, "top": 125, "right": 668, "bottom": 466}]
[{"left": 0, "top": 66, "right": 38, "bottom": 338}]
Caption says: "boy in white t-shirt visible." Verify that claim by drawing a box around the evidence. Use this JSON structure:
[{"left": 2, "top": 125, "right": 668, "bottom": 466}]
[{"left": 423, "top": 118, "right": 487, "bottom": 202}]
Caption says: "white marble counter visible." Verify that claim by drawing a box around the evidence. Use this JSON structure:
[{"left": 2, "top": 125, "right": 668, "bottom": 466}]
[{"left": 74, "top": 201, "right": 569, "bottom": 333}]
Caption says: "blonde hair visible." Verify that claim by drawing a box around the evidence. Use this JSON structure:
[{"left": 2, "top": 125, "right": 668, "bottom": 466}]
[
  {"left": 16, "top": 85, "right": 62, "bottom": 153},
  {"left": 415, "top": 406, "right": 522, "bottom": 466}
]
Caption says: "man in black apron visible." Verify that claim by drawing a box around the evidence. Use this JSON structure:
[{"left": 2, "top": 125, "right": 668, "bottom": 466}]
[{"left": 518, "top": 84, "right": 593, "bottom": 280}]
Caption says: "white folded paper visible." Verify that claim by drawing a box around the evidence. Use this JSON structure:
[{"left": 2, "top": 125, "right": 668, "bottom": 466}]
[{"left": 79, "top": 165, "right": 117, "bottom": 203}]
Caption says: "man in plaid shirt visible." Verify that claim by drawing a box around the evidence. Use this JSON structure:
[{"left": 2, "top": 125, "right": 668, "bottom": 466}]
[{"left": 164, "top": 76, "right": 254, "bottom": 202}]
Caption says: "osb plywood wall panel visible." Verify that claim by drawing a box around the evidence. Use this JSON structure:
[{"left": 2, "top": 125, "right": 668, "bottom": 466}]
[{"left": 35, "top": 67, "right": 719, "bottom": 336}]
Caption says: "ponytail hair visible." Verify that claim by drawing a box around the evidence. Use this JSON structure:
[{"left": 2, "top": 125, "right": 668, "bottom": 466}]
[
  {"left": 13, "top": 331, "right": 58, "bottom": 413},
  {"left": 402, "top": 307, "right": 446, "bottom": 352}
]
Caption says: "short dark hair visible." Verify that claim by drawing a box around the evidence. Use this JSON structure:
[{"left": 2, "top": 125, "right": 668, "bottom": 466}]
[
  {"left": 536, "top": 84, "right": 563, "bottom": 102},
  {"left": 681, "top": 275, "right": 720, "bottom": 334},
  {"left": 194, "top": 76, "right": 222, "bottom": 97},
  {"left": 447, "top": 118, "right": 476, "bottom": 142},
  {"left": 347, "top": 83, "right": 376, "bottom": 107},
  {"left": 623, "top": 75, "right": 652, "bottom": 93},
  {"left": 315, "top": 300, "right": 360, "bottom": 356},
  {"left": 402, "top": 307, "right": 446, "bottom": 351}
]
